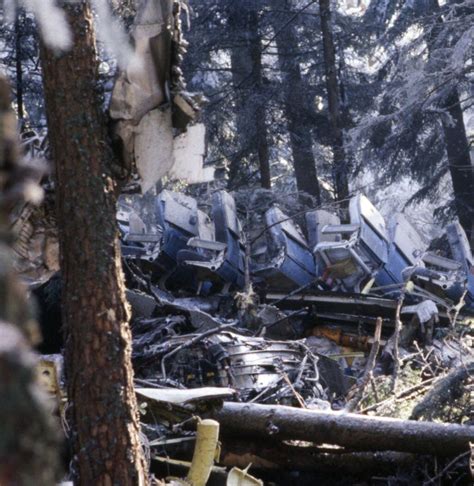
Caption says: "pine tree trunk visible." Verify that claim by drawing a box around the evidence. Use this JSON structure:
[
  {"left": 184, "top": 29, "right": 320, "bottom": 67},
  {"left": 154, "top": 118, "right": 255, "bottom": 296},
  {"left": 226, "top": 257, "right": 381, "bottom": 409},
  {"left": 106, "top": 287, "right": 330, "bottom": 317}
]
[
  {"left": 442, "top": 89, "right": 474, "bottom": 245},
  {"left": 229, "top": 3, "right": 271, "bottom": 189},
  {"left": 15, "top": 9, "right": 24, "bottom": 127},
  {"left": 319, "top": 0, "right": 349, "bottom": 202},
  {"left": 429, "top": 0, "right": 474, "bottom": 245},
  {"left": 39, "top": 2, "right": 148, "bottom": 484},
  {"left": 272, "top": 0, "right": 321, "bottom": 202}
]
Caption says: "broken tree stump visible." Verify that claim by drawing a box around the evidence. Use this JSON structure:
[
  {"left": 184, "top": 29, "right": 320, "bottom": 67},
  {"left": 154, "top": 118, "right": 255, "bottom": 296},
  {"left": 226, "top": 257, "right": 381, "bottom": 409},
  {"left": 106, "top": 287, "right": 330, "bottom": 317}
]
[{"left": 209, "top": 402, "right": 474, "bottom": 456}]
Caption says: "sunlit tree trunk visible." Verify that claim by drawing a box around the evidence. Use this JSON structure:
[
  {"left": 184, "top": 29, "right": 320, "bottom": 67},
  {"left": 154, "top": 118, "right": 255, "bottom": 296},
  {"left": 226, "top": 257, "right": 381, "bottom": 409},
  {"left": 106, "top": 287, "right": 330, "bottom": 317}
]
[{"left": 39, "top": 1, "right": 149, "bottom": 484}]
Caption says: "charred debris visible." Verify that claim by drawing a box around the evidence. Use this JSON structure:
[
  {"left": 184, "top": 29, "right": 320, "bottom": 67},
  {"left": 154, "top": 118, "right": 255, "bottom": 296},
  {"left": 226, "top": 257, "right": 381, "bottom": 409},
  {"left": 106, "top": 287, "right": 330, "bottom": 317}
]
[{"left": 33, "top": 189, "right": 473, "bottom": 484}]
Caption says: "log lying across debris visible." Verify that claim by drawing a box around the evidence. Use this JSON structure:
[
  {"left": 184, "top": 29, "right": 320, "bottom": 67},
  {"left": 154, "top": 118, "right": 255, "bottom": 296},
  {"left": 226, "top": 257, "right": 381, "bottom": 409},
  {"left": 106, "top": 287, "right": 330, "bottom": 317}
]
[
  {"left": 209, "top": 402, "right": 474, "bottom": 457},
  {"left": 219, "top": 439, "right": 417, "bottom": 474}
]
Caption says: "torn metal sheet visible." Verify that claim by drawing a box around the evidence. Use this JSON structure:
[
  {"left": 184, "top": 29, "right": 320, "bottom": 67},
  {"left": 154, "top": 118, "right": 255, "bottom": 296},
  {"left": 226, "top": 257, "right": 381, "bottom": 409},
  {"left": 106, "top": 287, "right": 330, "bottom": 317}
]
[
  {"left": 227, "top": 466, "right": 263, "bottom": 486},
  {"left": 401, "top": 300, "right": 438, "bottom": 324},
  {"left": 264, "top": 290, "right": 454, "bottom": 326},
  {"left": 168, "top": 123, "right": 214, "bottom": 184},
  {"left": 407, "top": 250, "right": 468, "bottom": 307},
  {"left": 136, "top": 387, "right": 236, "bottom": 405},
  {"left": 109, "top": 0, "right": 212, "bottom": 191}
]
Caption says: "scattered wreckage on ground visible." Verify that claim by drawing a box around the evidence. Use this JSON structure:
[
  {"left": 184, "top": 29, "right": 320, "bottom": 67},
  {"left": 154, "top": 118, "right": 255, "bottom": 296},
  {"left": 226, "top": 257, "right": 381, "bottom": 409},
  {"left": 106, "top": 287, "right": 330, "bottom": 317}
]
[{"left": 33, "top": 190, "right": 473, "bottom": 484}]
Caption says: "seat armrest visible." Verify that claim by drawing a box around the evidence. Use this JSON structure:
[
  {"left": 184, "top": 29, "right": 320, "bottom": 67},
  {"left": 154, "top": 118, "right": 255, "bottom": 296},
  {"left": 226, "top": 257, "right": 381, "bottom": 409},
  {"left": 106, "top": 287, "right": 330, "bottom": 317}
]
[
  {"left": 422, "top": 251, "right": 462, "bottom": 271},
  {"left": 322, "top": 224, "right": 359, "bottom": 235},
  {"left": 187, "top": 237, "right": 227, "bottom": 252}
]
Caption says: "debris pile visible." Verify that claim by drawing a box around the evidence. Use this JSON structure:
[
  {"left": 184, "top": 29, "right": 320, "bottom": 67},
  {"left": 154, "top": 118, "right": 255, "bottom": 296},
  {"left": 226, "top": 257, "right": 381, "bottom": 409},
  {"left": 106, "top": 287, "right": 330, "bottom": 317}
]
[{"left": 33, "top": 189, "right": 474, "bottom": 484}]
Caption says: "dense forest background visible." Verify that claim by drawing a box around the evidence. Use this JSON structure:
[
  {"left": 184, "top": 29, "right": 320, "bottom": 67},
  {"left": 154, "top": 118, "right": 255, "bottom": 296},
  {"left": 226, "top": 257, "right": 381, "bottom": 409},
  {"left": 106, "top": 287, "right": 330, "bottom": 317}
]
[{"left": 1, "top": 0, "right": 473, "bottom": 237}]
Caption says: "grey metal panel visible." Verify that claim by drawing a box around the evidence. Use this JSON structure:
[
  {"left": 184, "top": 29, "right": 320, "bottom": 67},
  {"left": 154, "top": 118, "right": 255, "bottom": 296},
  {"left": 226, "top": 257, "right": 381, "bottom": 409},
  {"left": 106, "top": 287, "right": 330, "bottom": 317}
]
[
  {"left": 423, "top": 252, "right": 463, "bottom": 271},
  {"left": 213, "top": 191, "right": 240, "bottom": 238},
  {"left": 322, "top": 224, "right": 359, "bottom": 235},
  {"left": 267, "top": 206, "right": 307, "bottom": 247},
  {"left": 446, "top": 222, "right": 473, "bottom": 272},
  {"left": 159, "top": 190, "right": 199, "bottom": 235},
  {"left": 388, "top": 213, "right": 426, "bottom": 264},
  {"left": 197, "top": 209, "right": 215, "bottom": 241},
  {"left": 306, "top": 209, "right": 341, "bottom": 248}
]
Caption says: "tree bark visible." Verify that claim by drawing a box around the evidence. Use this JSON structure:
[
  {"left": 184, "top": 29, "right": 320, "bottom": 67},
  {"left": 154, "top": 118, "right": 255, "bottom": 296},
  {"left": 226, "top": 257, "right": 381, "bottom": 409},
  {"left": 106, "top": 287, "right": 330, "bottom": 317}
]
[
  {"left": 272, "top": 0, "right": 321, "bottom": 202},
  {"left": 319, "top": 0, "right": 349, "bottom": 202},
  {"left": 228, "top": 2, "right": 271, "bottom": 189},
  {"left": 209, "top": 402, "right": 474, "bottom": 456},
  {"left": 15, "top": 9, "right": 25, "bottom": 127},
  {"left": 442, "top": 89, "right": 474, "bottom": 245},
  {"left": 410, "top": 362, "right": 474, "bottom": 421},
  {"left": 428, "top": 0, "right": 474, "bottom": 245},
  {"left": 39, "top": 2, "right": 148, "bottom": 484},
  {"left": 218, "top": 439, "right": 416, "bottom": 474},
  {"left": 159, "top": 434, "right": 416, "bottom": 475}
]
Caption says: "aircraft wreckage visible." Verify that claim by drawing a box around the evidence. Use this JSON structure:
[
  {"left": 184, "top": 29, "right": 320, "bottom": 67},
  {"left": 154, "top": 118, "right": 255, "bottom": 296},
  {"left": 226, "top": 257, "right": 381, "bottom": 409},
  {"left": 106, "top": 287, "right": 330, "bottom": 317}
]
[
  {"left": 118, "top": 189, "right": 474, "bottom": 312},
  {"left": 112, "top": 189, "right": 474, "bottom": 401},
  {"left": 31, "top": 189, "right": 474, "bottom": 482}
]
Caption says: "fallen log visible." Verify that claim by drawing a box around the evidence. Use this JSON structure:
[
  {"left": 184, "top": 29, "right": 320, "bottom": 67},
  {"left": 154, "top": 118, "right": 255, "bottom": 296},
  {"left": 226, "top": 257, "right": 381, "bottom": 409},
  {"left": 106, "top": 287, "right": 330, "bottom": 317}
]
[
  {"left": 149, "top": 434, "right": 417, "bottom": 475},
  {"left": 209, "top": 402, "right": 474, "bottom": 456},
  {"left": 218, "top": 439, "right": 417, "bottom": 475},
  {"left": 410, "top": 362, "right": 474, "bottom": 421}
]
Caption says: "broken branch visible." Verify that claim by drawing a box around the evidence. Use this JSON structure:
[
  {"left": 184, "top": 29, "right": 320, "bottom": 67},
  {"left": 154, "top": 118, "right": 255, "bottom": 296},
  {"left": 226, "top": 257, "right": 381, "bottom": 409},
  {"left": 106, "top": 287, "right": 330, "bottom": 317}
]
[{"left": 345, "top": 316, "right": 382, "bottom": 412}]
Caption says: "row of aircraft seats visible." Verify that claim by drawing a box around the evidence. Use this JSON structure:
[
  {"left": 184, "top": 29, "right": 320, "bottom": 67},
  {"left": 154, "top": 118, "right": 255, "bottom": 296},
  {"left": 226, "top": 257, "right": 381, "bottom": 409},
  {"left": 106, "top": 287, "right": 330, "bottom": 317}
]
[{"left": 117, "top": 191, "right": 474, "bottom": 311}]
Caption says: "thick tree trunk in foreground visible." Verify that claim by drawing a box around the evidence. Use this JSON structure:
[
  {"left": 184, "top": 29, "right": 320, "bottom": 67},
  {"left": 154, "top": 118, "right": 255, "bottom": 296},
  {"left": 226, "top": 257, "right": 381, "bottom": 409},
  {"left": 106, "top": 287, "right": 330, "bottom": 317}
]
[
  {"left": 229, "top": 2, "right": 271, "bottom": 189},
  {"left": 319, "top": 0, "right": 349, "bottom": 202},
  {"left": 272, "top": 0, "right": 321, "bottom": 202},
  {"left": 209, "top": 402, "right": 474, "bottom": 456},
  {"left": 40, "top": 2, "right": 148, "bottom": 484}
]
